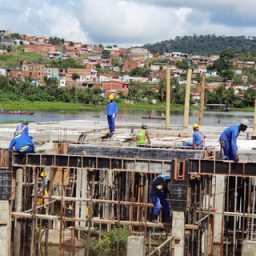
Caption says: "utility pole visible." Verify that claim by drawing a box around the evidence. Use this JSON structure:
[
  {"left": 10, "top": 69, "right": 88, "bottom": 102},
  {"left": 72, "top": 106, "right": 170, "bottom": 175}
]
[
  {"left": 184, "top": 69, "right": 192, "bottom": 128},
  {"left": 165, "top": 67, "right": 171, "bottom": 130},
  {"left": 198, "top": 73, "right": 206, "bottom": 126}
]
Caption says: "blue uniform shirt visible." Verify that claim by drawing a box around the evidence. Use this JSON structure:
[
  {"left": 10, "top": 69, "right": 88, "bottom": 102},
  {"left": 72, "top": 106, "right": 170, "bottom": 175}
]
[
  {"left": 193, "top": 131, "right": 205, "bottom": 146},
  {"left": 220, "top": 125, "right": 240, "bottom": 158},
  {"left": 106, "top": 102, "right": 118, "bottom": 116},
  {"left": 9, "top": 134, "right": 34, "bottom": 152},
  {"left": 15, "top": 123, "right": 29, "bottom": 136}
]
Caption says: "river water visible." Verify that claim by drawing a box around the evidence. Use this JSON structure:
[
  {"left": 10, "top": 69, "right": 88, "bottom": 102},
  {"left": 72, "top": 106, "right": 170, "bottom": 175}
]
[{"left": 0, "top": 109, "right": 254, "bottom": 127}]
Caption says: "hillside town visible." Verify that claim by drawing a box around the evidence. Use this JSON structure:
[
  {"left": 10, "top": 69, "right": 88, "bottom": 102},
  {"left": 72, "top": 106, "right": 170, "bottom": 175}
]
[{"left": 0, "top": 29, "right": 255, "bottom": 105}]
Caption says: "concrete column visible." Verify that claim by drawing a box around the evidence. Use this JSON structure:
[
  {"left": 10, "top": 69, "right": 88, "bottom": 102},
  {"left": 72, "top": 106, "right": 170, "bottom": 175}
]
[
  {"left": 127, "top": 236, "right": 144, "bottom": 256},
  {"left": 242, "top": 240, "right": 256, "bottom": 256},
  {"left": 0, "top": 201, "right": 10, "bottom": 256},
  {"left": 14, "top": 168, "right": 23, "bottom": 256},
  {"left": 166, "top": 67, "right": 171, "bottom": 130},
  {"left": 252, "top": 98, "right": 256, "bottom": 139},
  {"left": 213, "top": 175, "right": 225, "bottom": 254},
  {"left": 172, "top": 211, "right": 185, "bottom": 256},
  {"left": 198, "top": 73, "right": 205, "bottom": 126},
  {"left": 184, "top": 69, "right": 192, "bottom": 128},
  {"left": 75, "top": 168, "right": 87, "bottom": 228}
]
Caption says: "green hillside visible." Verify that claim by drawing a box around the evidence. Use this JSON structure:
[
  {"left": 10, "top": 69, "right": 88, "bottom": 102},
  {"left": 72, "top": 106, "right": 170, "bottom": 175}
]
[{"left": 144, "top": 35, "right": 256, "bottom": 55}]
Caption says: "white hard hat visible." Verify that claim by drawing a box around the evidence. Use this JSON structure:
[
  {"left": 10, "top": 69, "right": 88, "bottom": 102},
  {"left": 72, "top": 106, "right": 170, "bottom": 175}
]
[{"left": 240, "top": 118, "right": 250, "bottom": 126}]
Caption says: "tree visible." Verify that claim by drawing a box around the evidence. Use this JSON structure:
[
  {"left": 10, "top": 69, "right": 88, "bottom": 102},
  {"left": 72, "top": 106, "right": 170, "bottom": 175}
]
[{"left": 211, "top": 48, "right": 235, "bottom": 81}]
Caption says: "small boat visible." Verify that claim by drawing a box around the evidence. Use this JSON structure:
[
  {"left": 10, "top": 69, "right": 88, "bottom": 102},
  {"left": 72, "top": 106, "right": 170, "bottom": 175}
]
[
  {"left": 206, "top": 104, "right": 230, "bottom": 112},
  {"left": 0, "top": 111, "right": 34, "bottom": 115},
  {"left": 142, "top": 115, "right": 165, "bottom": 120}
]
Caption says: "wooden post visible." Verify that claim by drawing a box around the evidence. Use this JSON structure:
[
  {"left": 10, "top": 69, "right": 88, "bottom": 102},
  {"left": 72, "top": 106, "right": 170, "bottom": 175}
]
[
  {"left": 184, "top": 69, "right": 192, "bottom": 128},
  {"left": 198, "top": 73, "right": 206, "bottom": 126},
  {"left": 166, "top": 67, "right": 171, "bottom": 130},
  {"left": 252, "top": 98, "right": 256, "bottom": 139}
]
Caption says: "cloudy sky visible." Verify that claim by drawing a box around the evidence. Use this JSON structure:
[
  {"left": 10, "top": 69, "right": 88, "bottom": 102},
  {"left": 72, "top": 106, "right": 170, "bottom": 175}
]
[{"left": 1, "top": 0, "right": 256, "bottom": 46}]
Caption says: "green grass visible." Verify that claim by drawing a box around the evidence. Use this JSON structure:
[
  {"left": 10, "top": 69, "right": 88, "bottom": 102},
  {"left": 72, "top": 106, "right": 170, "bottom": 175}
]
[
  {"left": 0, "top": 51, "right": 45, "bottom": 68},
  {"left": 0, "top": 100, "right": 104, "bottom": 113},
  {"left": 0, "top": 100, "right": 253, "bottom": 113}
]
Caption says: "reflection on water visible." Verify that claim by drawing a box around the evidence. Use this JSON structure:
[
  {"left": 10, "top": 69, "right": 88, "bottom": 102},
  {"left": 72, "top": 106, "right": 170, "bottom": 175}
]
[{"left": 0, "top": 109, "right": 254, "bottom": 127}]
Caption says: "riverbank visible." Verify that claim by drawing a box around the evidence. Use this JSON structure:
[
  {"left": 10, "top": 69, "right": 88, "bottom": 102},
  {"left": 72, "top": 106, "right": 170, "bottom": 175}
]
[{"left": 0, "top": 100, "right": 253, "bottom": 113}]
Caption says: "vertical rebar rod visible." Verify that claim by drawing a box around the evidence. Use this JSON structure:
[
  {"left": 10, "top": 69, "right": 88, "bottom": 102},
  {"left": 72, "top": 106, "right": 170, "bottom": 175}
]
[
  {"left": 242, "top": 179, "right": 247, "bottom": 240},
  {"left": 250, "top": 178, "right": 256, "bottom": 240},
  {"left": 232, "top": 177, "right": 238, "bottom": 255}
]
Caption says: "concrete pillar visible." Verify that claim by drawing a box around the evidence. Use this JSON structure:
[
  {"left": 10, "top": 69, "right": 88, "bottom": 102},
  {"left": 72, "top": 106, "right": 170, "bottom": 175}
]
[
  {"left": 242, "top": 240, "right": 256, "bottom": 256},
  {"left": 166, "top": 67, "right": 171, "bottom": 130},
  {"left": 127, "top": 236, "right": 144, "bottom": 256},
  {"left": 75, "top": 168, "right": 87, "bottom": 228},
  {"left": 198, "top": 73, "right": 205, "bottom": 126},
  {"left": 213, "top": 175, "right": 225, "bottom": 254},
  {"left": 0, "top": 201, "right": 10, "bottom": 256},
  {"left": 252, "top": 98, "right": 256, "bottom": 139},
  {"left": 184, "top": 69, "right": 192, "bottom": 128},
  {"left": 13, "top": 168, "right": 23, "bottom": 256},
  {"left": 171, "top": 211, "right": 185, "bottom": 256}
]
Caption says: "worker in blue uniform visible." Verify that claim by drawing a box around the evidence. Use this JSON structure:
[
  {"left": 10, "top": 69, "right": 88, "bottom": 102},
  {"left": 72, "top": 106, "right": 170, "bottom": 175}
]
[
  {"left": 15, "top": 118, "right": 29, "bottom": 136},
  {"left": 219, "top": 119, "right": 249, "bottom": 162},
  {"left": 9, "top": 132, "right": 35, "bottom": 154},
  {"left": 183, "top": 123, "right": 205, "bottom": 148},
  {"left": 105, "top": 94, "right": 118, "bottom": 134},
  {"left": 150, "top": 173, "right": 171, "bottom": 223}
]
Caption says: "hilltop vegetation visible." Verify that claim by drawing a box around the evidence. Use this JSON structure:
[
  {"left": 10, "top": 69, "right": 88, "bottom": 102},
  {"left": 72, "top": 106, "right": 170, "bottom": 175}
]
[
  {"left": 144, "top": 35, "right": 256, "bottom": 55},
  {"left": 0, "top": 47, "right": 45, "bottom": 68}
]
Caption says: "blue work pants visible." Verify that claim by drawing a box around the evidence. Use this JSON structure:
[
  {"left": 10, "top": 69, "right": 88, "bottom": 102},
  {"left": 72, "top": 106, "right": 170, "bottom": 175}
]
[
  {"left": 150, "top": 191, "right": 170, "bottom": 222},
  {"left": 107, "top": 115, "right": 115, "bottom": 133},
  {"left": 222, "top": 140, "right": 235, "bottom": 160}
]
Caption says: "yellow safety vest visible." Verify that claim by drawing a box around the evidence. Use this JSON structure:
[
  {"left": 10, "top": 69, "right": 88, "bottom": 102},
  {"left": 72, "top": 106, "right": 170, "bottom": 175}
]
[{"left": 136, "top": 129, "right": 146, "bottom": 145}]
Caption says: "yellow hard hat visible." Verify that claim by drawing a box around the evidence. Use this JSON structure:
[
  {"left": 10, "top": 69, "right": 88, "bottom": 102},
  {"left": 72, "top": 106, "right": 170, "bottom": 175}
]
[
  {"left": 193, "top": 123, "right": 199, "bottom": 129},
  {"left": 109, "top": 94, "right": 114, "bottom": 100}
]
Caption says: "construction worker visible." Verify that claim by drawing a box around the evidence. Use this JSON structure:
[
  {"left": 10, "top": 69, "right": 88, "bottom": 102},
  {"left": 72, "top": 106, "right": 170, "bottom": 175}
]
[
  {"left": 8, "top": 132, "right": 35, "bottom": 154},
  {"left": 183, "top": 123, "right": 205, "bottom": 148},
  {"left": 136, "top": 124, "right": 151, "bottom": 146},
  {"left": 219, "top": 119, "right": 250, "bottom": 162},
  {"left": 105, "top": 94, "right": 118, "bottom": 134},
  {"left": 15, "top": 118, "right": 29, "bottom": 136},
  {"left": 150, "top": 173, "right": 171, "bottom": 223}
]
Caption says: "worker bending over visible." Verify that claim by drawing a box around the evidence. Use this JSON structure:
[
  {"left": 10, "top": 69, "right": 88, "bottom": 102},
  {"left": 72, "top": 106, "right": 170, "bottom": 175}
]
[
  {"left": 9, "top": 132, "right": 35, "bottom": 154},
  {"left": 219, "top": 119, "right": 249, "bottom": 162},
  {"left": 105, "top": 94, "right": 118, "bottom": 134},
  {"left": 183, "top": 123, "right": 205, "bottom": 148},
  {"left": 150, "top": 174, "right": 171, "bottom": 223},
  {"left": 136, "top": 124, "right": 151, "bottom": 146}
]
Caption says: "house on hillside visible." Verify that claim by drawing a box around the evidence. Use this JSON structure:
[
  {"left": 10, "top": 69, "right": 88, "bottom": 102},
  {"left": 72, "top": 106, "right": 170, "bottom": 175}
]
[
  {"left": 98, "top": 80, "right": 129, "bottom": 96},
  {"left": 21, "top": 62, "right": 46, "bottom": 81},
  {"left": 129, "top": 47, "right": 151, "bottom": 61}
]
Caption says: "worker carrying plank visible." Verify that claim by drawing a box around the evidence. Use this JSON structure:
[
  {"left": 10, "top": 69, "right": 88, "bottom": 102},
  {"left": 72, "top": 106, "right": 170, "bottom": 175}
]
[
  {"left": 150, "top": 173, "right": 171, "bottom": 223},
  {"left": 219, "top": 119, "right": 249, "bottom": 162}
]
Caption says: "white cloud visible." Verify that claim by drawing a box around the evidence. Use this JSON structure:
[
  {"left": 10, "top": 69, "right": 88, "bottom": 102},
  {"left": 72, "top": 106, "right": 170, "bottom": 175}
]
[{"left": 0, "top": 0, "right": 256, "bottom": 46}]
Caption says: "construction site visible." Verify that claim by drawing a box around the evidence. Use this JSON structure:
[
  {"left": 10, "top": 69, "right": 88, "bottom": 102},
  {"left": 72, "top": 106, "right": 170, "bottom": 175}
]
[{"left": 0, "top": 70, "right": 256, "bottom": 256}]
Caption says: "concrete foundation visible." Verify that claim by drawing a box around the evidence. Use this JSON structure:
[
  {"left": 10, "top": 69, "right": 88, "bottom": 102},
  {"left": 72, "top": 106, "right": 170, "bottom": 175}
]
[
  {"left": 242, "top": 240, "right": 256, "bottom": 256},
  {"left": 127, "top": 236, "right": 144, "bottom": 256},
  {"left": 69, "top": 144, "right": 205, "bottom": 160}
]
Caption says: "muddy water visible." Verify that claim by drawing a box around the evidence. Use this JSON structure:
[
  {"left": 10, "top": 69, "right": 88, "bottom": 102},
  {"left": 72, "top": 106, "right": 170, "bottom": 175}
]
[{"left": 0, "top": 109, "right": 253, "bottom": 127}]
